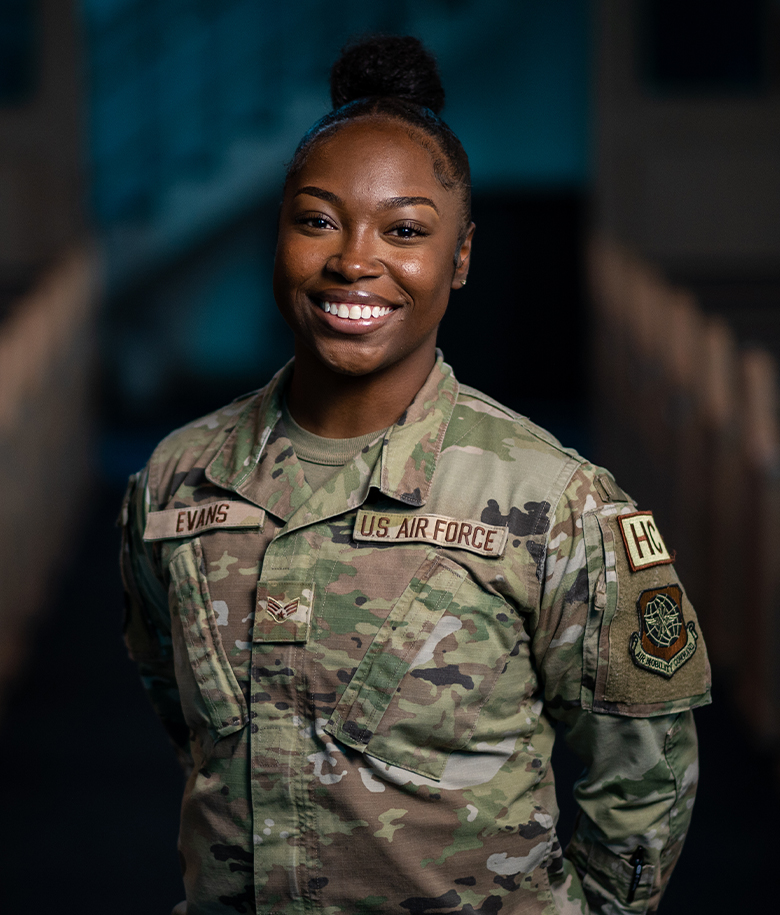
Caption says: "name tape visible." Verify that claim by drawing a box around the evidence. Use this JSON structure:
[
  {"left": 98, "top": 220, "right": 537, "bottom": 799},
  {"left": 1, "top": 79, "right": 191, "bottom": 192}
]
[
  {"left": 354, "top": 510, "right": 507, "bottom": 557},
  {"left": 144, "top": 500, "right": 264, "bottom": 541},
  {"left": 617, "top": 511, "right": 673, "bottom": 572}
]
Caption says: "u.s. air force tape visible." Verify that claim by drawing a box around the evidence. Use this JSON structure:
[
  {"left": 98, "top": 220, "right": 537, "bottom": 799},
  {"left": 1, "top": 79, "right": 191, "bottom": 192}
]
[
  {"left": 354, "top": 509, "right": 507, "bottom": 557},
  {"left": 143, "top": 500, "right": 264, "bottom": 541}
]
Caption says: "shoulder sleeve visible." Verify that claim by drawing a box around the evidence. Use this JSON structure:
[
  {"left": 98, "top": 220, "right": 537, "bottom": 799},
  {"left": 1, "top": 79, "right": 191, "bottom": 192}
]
[
  {"left": 533, "top": 464, "right": 710, "bottom": 912},
  {"left": 120, "top": 468, "right": 192, "bottom": 773},
  {"left": 535, "top": 465, "right": 711, "bottom": 717}
]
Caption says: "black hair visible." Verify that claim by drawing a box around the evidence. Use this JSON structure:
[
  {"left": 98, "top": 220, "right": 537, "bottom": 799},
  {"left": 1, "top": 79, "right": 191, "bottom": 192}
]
[{"left": 285, "top": 35, "right": 472, "bottom": 242}]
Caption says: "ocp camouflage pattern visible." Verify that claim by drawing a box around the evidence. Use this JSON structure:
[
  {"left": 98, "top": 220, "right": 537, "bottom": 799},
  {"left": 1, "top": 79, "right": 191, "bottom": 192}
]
[{"left": 120, "top": 355, "right": 710, "bottom": 915}]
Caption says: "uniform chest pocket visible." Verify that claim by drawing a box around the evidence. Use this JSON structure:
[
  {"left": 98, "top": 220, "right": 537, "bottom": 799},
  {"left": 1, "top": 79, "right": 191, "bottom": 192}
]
[
  {"left": 323, "top": 551, "right": 520, "bottom": 780},
  {"left": 168, "top": 538, "right": 248, "bottom": 739}
]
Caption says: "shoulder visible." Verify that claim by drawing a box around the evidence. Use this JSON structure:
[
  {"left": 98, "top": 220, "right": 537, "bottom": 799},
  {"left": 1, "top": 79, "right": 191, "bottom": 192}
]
[
  {"left": 443, "top": 380, "right": 614, "bottom": 516},
  {"left": 144, "top": 388, "right": 262, "bottom": 509},
  {"left": 451, "top": 383, "right": 586, "bottom": 467}
]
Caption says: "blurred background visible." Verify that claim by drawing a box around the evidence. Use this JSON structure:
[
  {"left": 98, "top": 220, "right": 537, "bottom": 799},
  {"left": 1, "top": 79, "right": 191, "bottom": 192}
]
[{"left": 1, "top": 0, "right": 779, "bottom": 911}]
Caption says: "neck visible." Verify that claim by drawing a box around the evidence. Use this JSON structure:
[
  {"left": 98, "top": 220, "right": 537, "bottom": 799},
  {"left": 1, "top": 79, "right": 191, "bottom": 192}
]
[{"left": 286, "top": 346, "right": 436, "bottom": 438}]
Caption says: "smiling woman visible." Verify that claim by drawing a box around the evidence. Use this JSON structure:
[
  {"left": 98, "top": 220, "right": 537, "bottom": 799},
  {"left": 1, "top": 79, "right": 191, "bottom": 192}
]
[
  {"left": 120, "top": 35, "right": 711, "bottom": 915},
  {"left": 274, "top": 118, "right": 472, "bottom": 433}
]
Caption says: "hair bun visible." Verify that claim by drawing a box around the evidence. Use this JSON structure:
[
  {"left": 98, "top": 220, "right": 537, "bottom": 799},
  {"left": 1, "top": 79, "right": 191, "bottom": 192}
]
[{"left": 330, "top": 35, "right": 445, "bottom": 115}]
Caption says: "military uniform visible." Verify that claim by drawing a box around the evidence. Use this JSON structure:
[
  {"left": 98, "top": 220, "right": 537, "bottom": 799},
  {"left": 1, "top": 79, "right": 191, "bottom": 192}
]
[{"left": 121, "top": 355, "right": 710, "bottom": 915}]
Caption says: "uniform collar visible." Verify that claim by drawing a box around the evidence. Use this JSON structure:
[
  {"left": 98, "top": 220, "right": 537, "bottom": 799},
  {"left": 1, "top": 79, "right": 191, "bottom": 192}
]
[{"left": 205, "top": 353, "right": 459, "bottom": 523}]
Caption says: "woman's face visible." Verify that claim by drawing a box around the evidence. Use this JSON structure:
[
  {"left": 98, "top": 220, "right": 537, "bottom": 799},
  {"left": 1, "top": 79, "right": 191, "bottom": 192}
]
[{"left": 273, "top": 119, "right": 473, "bottom": 381}]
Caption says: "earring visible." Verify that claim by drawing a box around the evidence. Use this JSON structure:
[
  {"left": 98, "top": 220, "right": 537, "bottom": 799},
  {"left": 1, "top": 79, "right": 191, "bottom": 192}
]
[{"left": 461, "top": 279, "right": 467, "bottom": 287}]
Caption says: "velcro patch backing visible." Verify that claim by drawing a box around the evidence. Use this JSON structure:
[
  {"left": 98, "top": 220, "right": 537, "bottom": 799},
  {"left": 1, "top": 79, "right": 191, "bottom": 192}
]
[
  {"left": 582, "top": 510, "right": 710, "bottom": 714},
  {"left": 354, "top": 510, "right": 507, "bottom": 557},
  {"left": 144, "top": 500, "right": 264, "bottom": 540}
]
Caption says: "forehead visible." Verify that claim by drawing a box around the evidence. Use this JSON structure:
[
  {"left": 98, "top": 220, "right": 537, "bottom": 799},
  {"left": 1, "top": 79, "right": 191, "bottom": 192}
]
[{"left": 289, "top": 118, "right": 450, "bottom": 205}]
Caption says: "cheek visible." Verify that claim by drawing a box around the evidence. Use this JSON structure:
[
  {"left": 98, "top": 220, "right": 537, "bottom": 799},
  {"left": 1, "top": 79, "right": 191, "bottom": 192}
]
[
  {"left": 396, "top": 253, "right": 445, "bottom": 292},
  {"left": 273, "top": 250, "right": 314, "bottom": 310},
  {"left": 403, "top": 255, "right": 454, "bottom": 307},
  {"left": 274, "top": 240, "right": 318, "bottom": 297}
]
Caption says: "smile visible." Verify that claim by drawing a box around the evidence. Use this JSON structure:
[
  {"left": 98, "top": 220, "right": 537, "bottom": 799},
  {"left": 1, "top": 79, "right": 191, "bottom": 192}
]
[{"left": 319, "top": 302, "right": 394, "bottom": 320}]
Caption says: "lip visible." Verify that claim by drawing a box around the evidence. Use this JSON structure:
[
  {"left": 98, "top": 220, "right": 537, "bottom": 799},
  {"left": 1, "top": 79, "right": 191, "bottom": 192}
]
[
  {"left": 309, "top": 289, "right": 402, "bottom": 334},
  {"left": 313, "top": 288, "right": 399, "bottom": 308}
]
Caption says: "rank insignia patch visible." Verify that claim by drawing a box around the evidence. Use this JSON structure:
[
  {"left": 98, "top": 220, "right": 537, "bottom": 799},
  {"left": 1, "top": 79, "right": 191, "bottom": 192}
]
[
  {"left": 617, "top": 511, "right": 673, "bottom": 572},
  {"left": 630, "top": 585, "right": 698, "bottom": 678},
  {"left": 254, "top": 583, "right": 314, "bottom": 643},
  {"left": 266, "top": 596, "right": 299, "bottom": 622}
]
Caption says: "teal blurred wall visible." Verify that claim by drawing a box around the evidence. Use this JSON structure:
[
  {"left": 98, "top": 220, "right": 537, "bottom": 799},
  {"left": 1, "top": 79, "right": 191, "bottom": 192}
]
[{"left": 78, "top": 0, "right": 591, "bottom": 450}]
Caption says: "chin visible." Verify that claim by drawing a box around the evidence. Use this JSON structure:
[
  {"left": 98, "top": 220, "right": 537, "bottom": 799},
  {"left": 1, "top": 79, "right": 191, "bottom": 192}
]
[
  {"left": 325, "top": 359, "right": 381, "bottom": 379},
  {"left": 313, "top": 343, "right": 387, "bottom": 379}
]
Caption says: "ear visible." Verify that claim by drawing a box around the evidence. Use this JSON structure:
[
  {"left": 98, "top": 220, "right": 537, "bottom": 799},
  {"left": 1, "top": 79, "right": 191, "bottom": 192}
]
[{"left": 451, "top": 222, "right": 475, "bottom": 290}]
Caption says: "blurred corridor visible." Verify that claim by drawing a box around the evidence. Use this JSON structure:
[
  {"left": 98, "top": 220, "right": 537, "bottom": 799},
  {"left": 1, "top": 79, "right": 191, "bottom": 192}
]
[{"left": 2, "top": 1, "right": 780, "bottom": 911}]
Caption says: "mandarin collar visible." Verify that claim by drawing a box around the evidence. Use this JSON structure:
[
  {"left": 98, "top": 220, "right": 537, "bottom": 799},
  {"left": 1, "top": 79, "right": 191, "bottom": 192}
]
[{"left": 205, "top": 353, "right": 459, "bottom": 521}]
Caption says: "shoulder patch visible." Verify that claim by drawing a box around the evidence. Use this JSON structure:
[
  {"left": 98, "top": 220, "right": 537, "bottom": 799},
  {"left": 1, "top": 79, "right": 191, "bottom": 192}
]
[
  {"left": 580, "top": 510, "right": 710, "bottom": 715},
  {"left": 617, "top": 511, "right": 673, "bottom": 571},
  {"left": 630, "top": 584, "right": 699, "bottom": 678}
]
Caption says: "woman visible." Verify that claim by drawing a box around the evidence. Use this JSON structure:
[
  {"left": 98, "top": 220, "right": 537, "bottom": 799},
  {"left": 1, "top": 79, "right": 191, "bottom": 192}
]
[{"left": 121, "top": 36, "right": 711, "bottom": 915}]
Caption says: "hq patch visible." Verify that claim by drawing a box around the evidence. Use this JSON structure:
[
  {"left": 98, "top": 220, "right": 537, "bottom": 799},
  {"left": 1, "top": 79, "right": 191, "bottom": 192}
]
[
  {"left": 617, "top": 511, "right": 673, "bottom": 572},
  {"left": 630, "top": 584, "right": 699, "bottom": 679}
]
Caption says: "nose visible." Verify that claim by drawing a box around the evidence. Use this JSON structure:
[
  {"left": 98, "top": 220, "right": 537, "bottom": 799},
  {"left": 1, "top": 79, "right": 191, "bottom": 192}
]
[{"left": 325, "top": 228, "right": 383, "bottom": 282}]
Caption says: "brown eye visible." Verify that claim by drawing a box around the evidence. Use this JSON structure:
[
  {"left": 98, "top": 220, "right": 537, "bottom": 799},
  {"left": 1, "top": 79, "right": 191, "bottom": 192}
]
[
  {"left": 296, "top": 215, "right": 335, "bottom": 230},
  {"left": 388, "top": 222, "right": 428, "bottom": 239}
]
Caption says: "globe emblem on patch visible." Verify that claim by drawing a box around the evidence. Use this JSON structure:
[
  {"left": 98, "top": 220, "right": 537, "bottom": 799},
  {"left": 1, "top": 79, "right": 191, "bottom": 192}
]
[
  {"left": 643, "top": 593, "right": 682, "bottom": 647},
  {"left": 630, "top": 584, "right": 698, "bottom": 678}
]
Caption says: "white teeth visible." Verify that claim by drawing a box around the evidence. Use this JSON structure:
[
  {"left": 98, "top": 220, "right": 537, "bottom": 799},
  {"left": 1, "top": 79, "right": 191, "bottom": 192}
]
[{"left": 320, "top": 301, "right": 394, "bottom": 319}]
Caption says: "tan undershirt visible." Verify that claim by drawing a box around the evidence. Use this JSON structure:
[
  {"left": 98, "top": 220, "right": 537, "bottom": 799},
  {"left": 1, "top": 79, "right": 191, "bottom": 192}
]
[{"left": 282, "top": 401, "right": 387, "bottom": 491}]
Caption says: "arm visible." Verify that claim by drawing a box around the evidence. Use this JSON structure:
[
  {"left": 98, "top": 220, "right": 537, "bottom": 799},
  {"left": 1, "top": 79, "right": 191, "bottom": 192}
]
[
  {"left": 120, "top": 469, "right": 193, "bottom": 774},
  {"left": 534, "top": 466, "right": 709, "bottom": 913},
  {"left": 562, "top": 709, "right": 698, "bottom": 913}
]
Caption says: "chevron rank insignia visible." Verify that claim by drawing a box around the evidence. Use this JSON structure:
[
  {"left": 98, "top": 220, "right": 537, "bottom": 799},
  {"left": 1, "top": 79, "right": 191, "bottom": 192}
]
[
  {"left": 266, "top": 596, "right": 300, "bottom": 622},
  {"left": 254, "top": 582, "right": 314, "bottom": 643}
]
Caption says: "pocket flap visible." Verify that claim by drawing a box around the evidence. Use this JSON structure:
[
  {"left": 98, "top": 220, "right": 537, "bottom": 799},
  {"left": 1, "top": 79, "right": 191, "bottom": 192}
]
[
  {"left": 169, "top": 539, "right": 249, "bottom": 738},
  {"left": 325, "top": 553, "right": 467, "bottom": 757}
]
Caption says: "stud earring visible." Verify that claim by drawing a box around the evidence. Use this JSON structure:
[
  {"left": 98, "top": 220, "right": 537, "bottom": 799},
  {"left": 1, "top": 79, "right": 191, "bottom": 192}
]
[{"left": 461, "top": 278, "right": 467, "bottom": 286}]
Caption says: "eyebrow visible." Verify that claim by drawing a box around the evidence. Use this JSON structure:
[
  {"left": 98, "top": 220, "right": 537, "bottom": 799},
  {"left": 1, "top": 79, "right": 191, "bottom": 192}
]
[
  {"left": 294, "top": 186, "right": 342, "bottom": 206},
  {"left": 379, "top": 195, "right": 439, "bottom": 214},
  {"left": 294, "top": 186, "right": 439, "bottom": 215}
]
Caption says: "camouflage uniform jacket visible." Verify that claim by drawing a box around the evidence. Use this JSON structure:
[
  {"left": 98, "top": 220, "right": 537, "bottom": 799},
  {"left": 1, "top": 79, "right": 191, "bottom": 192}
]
[{"left": 121, "top": 355, "right": 711, "bottom": 915}]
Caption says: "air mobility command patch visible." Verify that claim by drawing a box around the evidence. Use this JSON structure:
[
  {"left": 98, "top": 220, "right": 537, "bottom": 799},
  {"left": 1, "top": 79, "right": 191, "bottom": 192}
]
[{"left": 630, "top": 584, "right": 699, "bottom": 678}]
